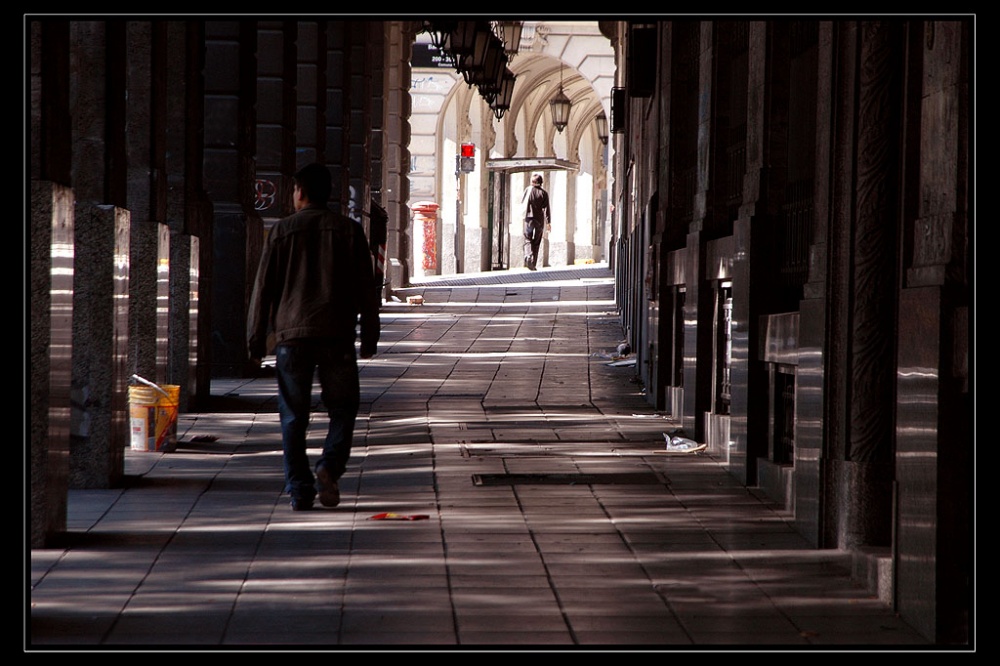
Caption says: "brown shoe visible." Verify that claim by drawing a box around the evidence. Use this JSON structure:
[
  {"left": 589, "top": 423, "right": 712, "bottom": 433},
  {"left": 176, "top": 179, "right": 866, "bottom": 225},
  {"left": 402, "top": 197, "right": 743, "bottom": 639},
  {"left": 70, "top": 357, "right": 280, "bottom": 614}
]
[{"left": 316, "top": 464, "right": 341, "bottom": 507}]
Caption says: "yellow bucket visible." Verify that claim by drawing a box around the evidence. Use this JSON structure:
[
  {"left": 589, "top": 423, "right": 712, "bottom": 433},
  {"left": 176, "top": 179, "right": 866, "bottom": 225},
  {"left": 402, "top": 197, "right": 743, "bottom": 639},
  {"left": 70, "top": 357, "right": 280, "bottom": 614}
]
[
  {"left": 129, "top": 383, "right": 180, "bottom": 452},
  {"left": 155, "top": 384, "right": 180, "bottom": 452},
  {"left": 129, "top": 386, "right": 159, "bottom": 451}
]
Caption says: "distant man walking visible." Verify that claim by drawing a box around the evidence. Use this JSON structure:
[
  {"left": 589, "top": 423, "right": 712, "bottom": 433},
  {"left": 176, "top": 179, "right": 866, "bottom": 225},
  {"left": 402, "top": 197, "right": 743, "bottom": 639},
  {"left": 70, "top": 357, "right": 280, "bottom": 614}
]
[
  {"left": 521, "top": 173, "right": 551, "bottom": 270},
  {"left": 247, "top": 162, "right": 380, "bottom": 511}
]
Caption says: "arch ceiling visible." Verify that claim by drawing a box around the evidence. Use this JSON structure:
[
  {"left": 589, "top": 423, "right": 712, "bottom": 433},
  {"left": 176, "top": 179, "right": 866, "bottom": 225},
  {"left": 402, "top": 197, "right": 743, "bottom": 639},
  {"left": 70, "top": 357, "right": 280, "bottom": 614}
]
[{"left": 504, "top": 51, "right": 605, "bottom": 162}]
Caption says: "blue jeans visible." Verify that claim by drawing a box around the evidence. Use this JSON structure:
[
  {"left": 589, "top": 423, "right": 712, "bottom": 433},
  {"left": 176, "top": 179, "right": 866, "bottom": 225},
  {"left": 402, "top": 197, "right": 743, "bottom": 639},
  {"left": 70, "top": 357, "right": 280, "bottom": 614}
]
[{"left": 274, "top": 341, "right": 360, "bottom": 501}]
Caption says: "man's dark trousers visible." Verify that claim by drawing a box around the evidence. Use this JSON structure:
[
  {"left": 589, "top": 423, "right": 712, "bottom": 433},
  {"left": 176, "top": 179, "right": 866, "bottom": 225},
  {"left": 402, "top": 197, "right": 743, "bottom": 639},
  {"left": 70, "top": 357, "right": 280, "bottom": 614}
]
[
  {"left": 523, "top": 219, "right": 543, "bottom": 270},
  {"left": 274, "top": 340, "right": 360, "bottom": 503}
]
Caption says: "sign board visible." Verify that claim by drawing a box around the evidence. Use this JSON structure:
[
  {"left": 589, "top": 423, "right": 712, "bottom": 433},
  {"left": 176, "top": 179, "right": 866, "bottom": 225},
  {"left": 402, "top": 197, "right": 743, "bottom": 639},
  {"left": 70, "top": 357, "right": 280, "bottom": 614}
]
[{"left": 411, "top": 43, "right": 455, "bottom": 68}]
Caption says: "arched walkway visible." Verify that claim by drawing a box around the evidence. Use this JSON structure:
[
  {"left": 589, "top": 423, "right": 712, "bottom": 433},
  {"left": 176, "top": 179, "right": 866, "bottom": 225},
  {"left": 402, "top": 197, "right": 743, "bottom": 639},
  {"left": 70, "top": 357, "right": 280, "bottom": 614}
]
[{"left": 407, "top": 21, "right": 614, "bottom": 278}]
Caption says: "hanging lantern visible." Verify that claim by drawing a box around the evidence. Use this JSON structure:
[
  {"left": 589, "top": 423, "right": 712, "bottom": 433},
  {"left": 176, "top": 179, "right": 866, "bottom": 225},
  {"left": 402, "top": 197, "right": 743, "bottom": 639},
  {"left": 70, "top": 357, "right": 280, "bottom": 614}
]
[
  {"left": 490, "top": 68, "right": 516, "bottom": 121},
  {"left": 499, "top": 21, "right": 523, "bottom": 57},
  {"left": 549, "top": 64, "right": 571, "bottom": 133},
  {"left": 458, "top": 21, "right": 493, "bottom": 85},
  {"left": 422, "top": 20, "right": 455, "bottom": 51},
  {"left": 595, "top": 111, "right": 609, "bottom": 145},
  {"left": 475, "top": 34, "right": 507, "bottom": 101}
]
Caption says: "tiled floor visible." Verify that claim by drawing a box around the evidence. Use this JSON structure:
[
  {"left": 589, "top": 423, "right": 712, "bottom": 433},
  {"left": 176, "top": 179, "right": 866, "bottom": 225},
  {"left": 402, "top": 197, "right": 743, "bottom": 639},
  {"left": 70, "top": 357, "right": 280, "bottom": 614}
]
[{"left": 29, "top": 264, "right": 932, "bottom": 651}]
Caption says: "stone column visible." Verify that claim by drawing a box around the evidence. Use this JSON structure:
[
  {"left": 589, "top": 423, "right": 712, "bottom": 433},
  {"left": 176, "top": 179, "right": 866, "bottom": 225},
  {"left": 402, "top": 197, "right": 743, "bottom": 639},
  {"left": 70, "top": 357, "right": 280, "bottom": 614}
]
[
  {"left": 835, "top": 20, "right": 904, "bottom": 550},
  {"left": 326, "top": 22, "right": 350, "bottom": 212},
  {"left": 70, "top": 205, "right": 130, "bottom": 488},
  {"left": 169, "top": 231, "right": 199, "bottom": 412},
  {"left": 731, "top": 21, "right": 790, "bottom": 487},
  {"left": 682, "top": 22, "right": 716, "bottom": 447},
  {"left": 794, "top": 21, "right": 836, "bottom": 547},
  {"left": 125, "top": 21, "right": 160, "bottom": 384},
  {"left": 68, "top": 21, "right": 129, "bottom": 489},
  {"left": 163, "top": 21, "right": 202, "bottom": 411},
  {"left": 30, "top": 19, "right": 72, "bottom": 546},
  {"left": 383, "top": 20, "right": 415, "bottom": 292},
  {"left": 204, "top": 20, "right": 258, "bottom": 378},
  {"left": 894, "top": 19, "right": 971, "bottom": 644},
  {"left": 30, "top": 181, "right": 74, "bottom": 546}
]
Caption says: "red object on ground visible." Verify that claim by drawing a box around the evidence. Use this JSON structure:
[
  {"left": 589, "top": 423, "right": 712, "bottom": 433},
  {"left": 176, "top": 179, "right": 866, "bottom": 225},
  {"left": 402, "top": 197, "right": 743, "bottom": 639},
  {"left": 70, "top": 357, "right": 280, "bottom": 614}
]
[{"left": 368, "top": 513, "right": 430, "bottom": 521}]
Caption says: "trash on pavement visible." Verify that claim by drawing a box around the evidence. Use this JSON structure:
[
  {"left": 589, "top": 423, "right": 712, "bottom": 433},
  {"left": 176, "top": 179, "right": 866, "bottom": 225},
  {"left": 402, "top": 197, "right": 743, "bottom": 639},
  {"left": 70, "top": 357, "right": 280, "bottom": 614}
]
[
  {"left": 659, "top": 432, "right": 707, "bottom": 453},
  {"left": 368, "top": 512, "right": 430, "bottom": 521}
]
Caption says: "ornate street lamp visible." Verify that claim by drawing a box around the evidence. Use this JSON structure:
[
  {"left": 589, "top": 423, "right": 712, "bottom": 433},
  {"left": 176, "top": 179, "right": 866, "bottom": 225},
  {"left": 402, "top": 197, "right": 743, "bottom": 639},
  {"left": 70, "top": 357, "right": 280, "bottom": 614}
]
[
  {"left": 459, "top": 21, "right": 493, "bottom": 86},
  {"left": 499, "top": 21, "right": 523, "bottom": 58},
  {"left": 475, "top": 34, "right": 507, "bottom": 102},
  {"left": 549, "top": 64, "right": 571, "bottom": 133},
  {"left": 595, "top": 111, "right": 608, "bottom": 145},
  {"left": 490, "top": 68, "right": 516, "bottom": 121},
  {"left": 422, "top": 20, "right": 455, "bottom": 51},
  {"left": 447, "top": 21, "right": 480, "bottom": 62}
]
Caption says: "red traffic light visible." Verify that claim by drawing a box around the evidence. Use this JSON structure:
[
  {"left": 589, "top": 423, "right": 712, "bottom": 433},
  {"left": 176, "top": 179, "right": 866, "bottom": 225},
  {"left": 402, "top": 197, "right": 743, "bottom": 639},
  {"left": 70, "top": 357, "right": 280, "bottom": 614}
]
[{"left": 460, "top": 143, "right": 475, "bottom": 158}]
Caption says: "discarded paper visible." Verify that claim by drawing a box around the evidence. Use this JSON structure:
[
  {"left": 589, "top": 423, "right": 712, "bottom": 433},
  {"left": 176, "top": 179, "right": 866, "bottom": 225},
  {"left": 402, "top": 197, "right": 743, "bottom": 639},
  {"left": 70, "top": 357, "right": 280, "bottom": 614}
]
[
  {"left": 368, "top": 512, "right": 430, "bottom": 521},
  {"left": 660, "top": 432, "right": 707, "bottom": 453}
]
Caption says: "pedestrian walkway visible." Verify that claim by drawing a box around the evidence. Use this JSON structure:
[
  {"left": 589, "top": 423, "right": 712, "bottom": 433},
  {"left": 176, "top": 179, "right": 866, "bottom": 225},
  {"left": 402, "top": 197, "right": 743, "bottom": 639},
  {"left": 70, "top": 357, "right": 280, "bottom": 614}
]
[{"left": 28, "top": 263, "right": 932, "bottom": 651}]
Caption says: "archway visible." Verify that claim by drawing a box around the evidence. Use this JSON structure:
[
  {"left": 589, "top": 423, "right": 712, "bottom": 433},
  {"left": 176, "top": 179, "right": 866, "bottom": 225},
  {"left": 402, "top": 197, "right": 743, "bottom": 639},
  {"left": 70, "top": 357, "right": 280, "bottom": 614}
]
[{"left": 407, "top": 21, "right": 614, "bottom": 277}]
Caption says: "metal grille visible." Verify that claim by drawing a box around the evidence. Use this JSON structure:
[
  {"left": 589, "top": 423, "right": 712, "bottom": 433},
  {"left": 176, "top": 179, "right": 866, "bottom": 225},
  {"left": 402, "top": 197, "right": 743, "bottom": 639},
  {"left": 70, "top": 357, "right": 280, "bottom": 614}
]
[{"left": 779, "top": 179, "right": 813, "bottom": 286}]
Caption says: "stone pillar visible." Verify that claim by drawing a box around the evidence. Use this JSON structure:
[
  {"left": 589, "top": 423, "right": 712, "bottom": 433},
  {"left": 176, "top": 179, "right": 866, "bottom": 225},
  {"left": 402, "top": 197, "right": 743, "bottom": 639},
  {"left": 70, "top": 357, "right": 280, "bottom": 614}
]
[
  {"left": 835, "top": 20, "right": 904, "bottom": 549},
  {"left": 680, "top": 233, "right": 705, "bottom": 439},
  {"left": 30, "top": 19, "right": 72, "bottom": 546},
  {"left": 204, "top": 20, "right": 259, "bottom": 378},
  {"left": 169, "top": 231, "right": 199, "bottom": 412},
  {"left": 346, "top": 21, "right": 376, "bottom": 225},
  {"left": 326, "top": 22, "right": 350, "bottom": 212},
  {"left": 821, "top": 22, "right": 860, "bottom": 548},
  {"left": 565, "top": 160, "right": 578, "bottom": 266},
  {"left": 126, "top": 21, "right": 160, "bottom": 384},
  {"left": 794, "top": 20, "right": 836, "bottom": 548},
  {"left": 163, "top": 21, "right": 203, "bottom": 411},
  {"left": 295, "top": 20, "right": 323, "bottom": 169},
  {"left": 547, "top": 170, "right": 572, "bottom": 267},
  {"left": 254, "top": 20, "right": 296, "bottom": 228},
  {"left": 894, "top": 19, "right": 971, "bottom": 644},
  {"left": 70, "top": 205, "right": 130, "bottom": 488},
  {"left": 383, "top": 20, "right": 414, "bottom": 291},
  {"left": 68, "top": 21, "right": 130, "bottom": 489},
  {"left": 30, "top": 181, "right": 74, "bottom": 547},
  {"left": 731, "top": 21, "right": 790, "bottom": 487},
  {"left": 682, "top": 23, "right": 717, "bottom": 448},
  {"left": 155, "top": 224, "right": 171, "bottom": 384}
]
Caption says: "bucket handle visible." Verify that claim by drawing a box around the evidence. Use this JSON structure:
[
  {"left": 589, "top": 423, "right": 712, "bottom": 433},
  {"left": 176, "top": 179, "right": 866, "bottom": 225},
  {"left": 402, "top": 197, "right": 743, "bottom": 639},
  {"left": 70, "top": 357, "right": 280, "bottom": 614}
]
[{"left": 130, "top": 374, "right": 172, "bottom": 399}]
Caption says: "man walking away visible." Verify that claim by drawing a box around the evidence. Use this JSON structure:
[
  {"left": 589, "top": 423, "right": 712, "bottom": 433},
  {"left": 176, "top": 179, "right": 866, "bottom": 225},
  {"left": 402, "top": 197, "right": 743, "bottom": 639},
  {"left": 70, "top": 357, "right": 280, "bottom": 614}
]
[
  {"left": 247, "top": 162, "right": 381, "bottom": 511},
  {"left": 521, "top": 173, "right": 551, "bottom": 270}
]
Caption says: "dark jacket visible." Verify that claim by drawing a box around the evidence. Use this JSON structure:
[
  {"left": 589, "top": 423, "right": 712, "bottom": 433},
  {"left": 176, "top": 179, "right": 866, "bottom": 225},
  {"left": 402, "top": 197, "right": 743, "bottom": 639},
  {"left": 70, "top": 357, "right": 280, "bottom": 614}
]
[
  {"left": 247, "top": 204, "right": 380, "bottom": 359},
  {"left": 522, "top": 184, "right": 551, "bottom": 226}
]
